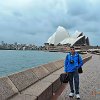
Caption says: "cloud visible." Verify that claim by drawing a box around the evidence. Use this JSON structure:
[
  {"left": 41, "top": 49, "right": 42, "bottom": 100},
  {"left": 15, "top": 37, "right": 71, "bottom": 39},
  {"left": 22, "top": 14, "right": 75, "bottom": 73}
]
[{"left": 0, "top": 0, "right": 100, "bottom": 45}]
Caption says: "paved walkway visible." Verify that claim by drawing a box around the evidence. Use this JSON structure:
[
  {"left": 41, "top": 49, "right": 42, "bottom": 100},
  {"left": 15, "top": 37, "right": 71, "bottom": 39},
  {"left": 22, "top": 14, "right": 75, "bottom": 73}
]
[{"left": 57, "top": 54, "right": 100, "bottom": 100}]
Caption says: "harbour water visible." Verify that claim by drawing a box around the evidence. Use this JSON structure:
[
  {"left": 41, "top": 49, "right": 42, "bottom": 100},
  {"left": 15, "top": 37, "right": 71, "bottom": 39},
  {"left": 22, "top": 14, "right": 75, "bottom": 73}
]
[{"left": 0, "top": 50, "right": 66, "bottom": 77}]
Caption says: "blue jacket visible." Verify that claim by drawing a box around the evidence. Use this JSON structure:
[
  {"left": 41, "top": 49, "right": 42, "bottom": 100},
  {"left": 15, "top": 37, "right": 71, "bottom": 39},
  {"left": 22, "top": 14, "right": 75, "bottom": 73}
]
[{"left": 64, "top": 52, "right": 83, "bottom": 72}]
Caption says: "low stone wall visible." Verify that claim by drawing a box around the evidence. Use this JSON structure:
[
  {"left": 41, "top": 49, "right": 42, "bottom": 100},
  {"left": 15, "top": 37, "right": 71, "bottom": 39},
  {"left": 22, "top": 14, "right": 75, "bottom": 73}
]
[
  {"left": 0, "top": 77, "right": 18, "bottom": 100},
  {"left": 0, "top": 54, "right": 92, "bottom": 100},
  {"left": 83, "top": 55, "right": 92, "bottom": 64}
]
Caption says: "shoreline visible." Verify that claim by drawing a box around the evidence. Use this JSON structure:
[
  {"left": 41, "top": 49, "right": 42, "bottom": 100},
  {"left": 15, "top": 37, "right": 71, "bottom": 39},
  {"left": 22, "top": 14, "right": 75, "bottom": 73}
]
[
  {"left": 0, "top": 53, "right": 88, "bottom": 78},
  {"left": 0, "top": 51, "right": 67, "bottom": 77}
]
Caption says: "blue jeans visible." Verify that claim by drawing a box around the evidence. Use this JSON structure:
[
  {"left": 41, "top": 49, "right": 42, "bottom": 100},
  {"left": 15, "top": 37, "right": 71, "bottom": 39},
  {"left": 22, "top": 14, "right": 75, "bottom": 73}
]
[{"left": 68, "top": 70, "right": 79, "bottom": 94}]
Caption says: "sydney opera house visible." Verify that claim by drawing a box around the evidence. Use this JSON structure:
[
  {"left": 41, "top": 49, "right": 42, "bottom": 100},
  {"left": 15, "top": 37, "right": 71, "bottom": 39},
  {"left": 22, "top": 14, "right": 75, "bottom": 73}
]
[{"left": 47, "top": 26, "right": 89, "bottom": 46}]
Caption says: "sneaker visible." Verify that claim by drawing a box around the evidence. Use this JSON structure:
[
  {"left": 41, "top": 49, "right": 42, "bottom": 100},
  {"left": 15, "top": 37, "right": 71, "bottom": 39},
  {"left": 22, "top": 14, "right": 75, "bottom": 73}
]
[
  {"left": 76, "top": 94, "right": 80, "bottom": 99},
  {"left": 69, "top": 92, "right": 74, "bottom": 97}
]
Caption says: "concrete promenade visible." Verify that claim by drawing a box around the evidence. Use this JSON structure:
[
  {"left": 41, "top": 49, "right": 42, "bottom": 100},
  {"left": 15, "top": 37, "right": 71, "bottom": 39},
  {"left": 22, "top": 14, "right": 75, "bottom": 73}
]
[{"left": 58, "top": 54, "right": 100, "bottom": 100}]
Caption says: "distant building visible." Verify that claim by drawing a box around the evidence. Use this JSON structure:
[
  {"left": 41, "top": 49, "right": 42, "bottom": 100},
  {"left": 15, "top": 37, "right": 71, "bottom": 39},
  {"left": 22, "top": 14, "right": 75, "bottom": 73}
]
[{"left": 47, "top": 26, "right": 90, "bottom": 46}]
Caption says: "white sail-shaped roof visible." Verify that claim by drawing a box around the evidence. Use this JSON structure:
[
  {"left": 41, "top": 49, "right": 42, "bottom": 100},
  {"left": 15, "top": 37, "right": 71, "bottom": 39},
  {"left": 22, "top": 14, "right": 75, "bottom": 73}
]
[
  {"left": 72, "top": 30, "right": 82, "bottom": 38},
  {"left": 71, "top": 35, "right": 85, "bottom": 46},
  {"left": 47, "top": 26, "right": 69, "bottom": 45},
  {"left": 60, "top": 35, "right": 85, "bottom": 46},
  {"left": 47, "top": 26, "right": 89, "bottom": 46}
]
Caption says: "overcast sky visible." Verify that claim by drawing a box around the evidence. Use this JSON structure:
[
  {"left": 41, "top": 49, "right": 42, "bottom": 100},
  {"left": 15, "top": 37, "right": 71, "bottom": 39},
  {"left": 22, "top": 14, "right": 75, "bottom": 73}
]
[{"left": 0, "top": 0, "right": 100, "bottom": 46}]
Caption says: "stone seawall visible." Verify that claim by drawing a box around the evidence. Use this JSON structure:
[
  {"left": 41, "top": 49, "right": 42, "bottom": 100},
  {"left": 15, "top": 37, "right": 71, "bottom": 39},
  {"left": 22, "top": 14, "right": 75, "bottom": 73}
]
[{"left": 0, "top": 54, "right": 92, "bottom": 100}]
